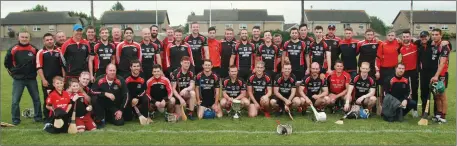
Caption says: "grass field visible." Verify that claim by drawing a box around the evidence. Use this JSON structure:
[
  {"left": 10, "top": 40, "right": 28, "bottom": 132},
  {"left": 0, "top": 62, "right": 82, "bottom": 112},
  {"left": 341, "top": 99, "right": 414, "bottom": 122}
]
[{"left": 1, "top": 51, "right": 455, "bottom": 145}]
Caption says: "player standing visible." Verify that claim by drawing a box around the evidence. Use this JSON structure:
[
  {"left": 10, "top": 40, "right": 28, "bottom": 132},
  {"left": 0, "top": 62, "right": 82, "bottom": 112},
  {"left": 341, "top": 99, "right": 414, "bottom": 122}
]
[
  {"left": 196, "top": 60, "right": 222, "bottom": 119},
  {"left": 324, "top": 25, "right": 342, "bottom": 70},
  {"left": 257, "top": 31, "right": 280, "bottom": 78},
  {"left": 166, "top": 29, "right": 195, "bottom": 74},
  {"left": 115, "top": 27, "right": 142, "bottom": 79},
  {"left": 185, "top": 22, "right": 209, "bottom": 74},
  {"left": 309, "top": 26, "right": 331, "bottom": 76},
  {"left": 140, "top": 28, "right": 161, "bottom": 80},
  {"left": 399, "top": 30, "right": 419, "bottom": 117},
  {"left": 220, "top": 28, "right": 237, "bottom": 79},
  {"left": 230, "top": 29, "right": 256, "bottom": 80},
  {"left": 358, "top": 29, "right": 383, "bottom": 79},
  {"left": 207, "top": 27, "right": 222, "bottom": 75},
  {"left": 283, "top": 28, "right": 307, "bottom": 82},
  {"left": 93, "top": 27, "right": 116, "bottom": 77},
  {"left": 251, "top": 26, "right": 264, "bottom": 49},
  {"left": 338, "top": 27, "right": 359, "bottom": 79}
]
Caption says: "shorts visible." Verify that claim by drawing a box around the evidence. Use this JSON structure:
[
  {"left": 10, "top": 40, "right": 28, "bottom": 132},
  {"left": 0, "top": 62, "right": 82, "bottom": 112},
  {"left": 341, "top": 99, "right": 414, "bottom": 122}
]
[
  {"left": 201, "top": 96, "right": 215, "bottom": 108},
  {"left": 75, "top": 113, "right": 96, "bottom": 131},
  {"left": 212, "top": 67, "right": 221, "bottom": 77},
  {"left": 272, "top": 94, "right": 288, "bottom": 109},
  {"left": 265, "top": 70, "right": 276, "bottom": 79},
  {"left": 141, "top": 69, "right": 153, "bottom": 81},
  {"left": 292, "top": 66, "right": 305, "bottom": 80},
  {"left": 439, "top": 72, "right": 449, "bottom": 88},
  {"left": 194, "top": 65, "right": 203, "bottom": 76},
  {"left": 347, "top": 70, "right": 358, "bottom": 80},
  {"left": 238, "top": 68, "right": 252, "bottom": 81},
  {"left": 252, "top": 94, "right": 262, "bottom": 104},
  {"left": 379, "top": 67, "right": 395, "bottom": 86},
  {"left": 151, "top": 96, "right": 167, "bottom": 104},
  {"left": 219, "top": 67, "right": 229, "bottom": 79}
]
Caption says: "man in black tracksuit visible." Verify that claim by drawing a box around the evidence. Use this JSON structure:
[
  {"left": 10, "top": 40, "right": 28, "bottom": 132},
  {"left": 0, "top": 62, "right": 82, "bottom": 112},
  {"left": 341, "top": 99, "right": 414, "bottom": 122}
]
[
  {"left": 125, "top": 60, "right": 149, "bottom": 120},
  {"left": 36, "top": 33, "right": 65, "bottom": 122},
  {"left": 384, "top": 63, "right": 417, "bottom": 121},
  {"left": 91, "top": 64, "right": 128, "bottom": 127},
  {"left": 4, "top": 31, "right": 42, "bottom": 125}
]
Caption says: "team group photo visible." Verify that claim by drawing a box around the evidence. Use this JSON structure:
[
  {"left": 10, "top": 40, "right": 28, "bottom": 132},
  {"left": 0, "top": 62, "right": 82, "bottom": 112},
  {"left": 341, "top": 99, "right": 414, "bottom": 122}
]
[{"left": 0, "top": 1, "right": 455, "bottom": 145}]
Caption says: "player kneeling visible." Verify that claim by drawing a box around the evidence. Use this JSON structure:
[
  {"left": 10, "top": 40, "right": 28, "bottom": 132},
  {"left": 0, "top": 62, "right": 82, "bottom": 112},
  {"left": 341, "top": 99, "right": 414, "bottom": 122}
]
[
  {"left": 271, "top": 62, "right": 297, "bottom": 117},
  {"left": 344, "top": 62, "right": 377, "bottom": 116},
  {"left": 220, "top": 65, "right": 249, "bottom": 117},
  {"left": 125, "top": 60, "right": 151, "bottom": 123},
  {"left": 325, "top": 60, "right": 351, "bottom": 113},
  {"left": 297, "top": 62, "right": 329, "bottom": 115},
  {"left": 146, "top": 65, "right": 175, "bottom": 118},
  {"left": 68, "top": 79, "right": 96, "bottom": 132},
  {"left": 44, "top": 76, "right": 73, "bottom": 134},
  {"left": 247, "top": 61, "right": 273, "bottom": 117},
  {"left": 196, "top": 60, "right": 223, "bottom": 119},
  {"left": 170, "top": 56, "right": 197, "bottom": 119}
]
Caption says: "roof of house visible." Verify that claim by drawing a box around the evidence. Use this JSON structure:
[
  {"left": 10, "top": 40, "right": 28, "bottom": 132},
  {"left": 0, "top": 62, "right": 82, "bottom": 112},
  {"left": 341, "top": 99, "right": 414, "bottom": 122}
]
[
  {"left": 392, "top": 10, "right": 456, "bottom": 24},
  {"left": 2, "top": 11, "right": 84, "bottom": 25},
  {"left": 100, "top": 10, "right": 169, "bottom": 24},
  {"left": 304, "top": 9, "right": 371, "bottom": 23},
  {"left": 283, "top": 23, "right": 298, "bottom": 31},
  {"left": 187, "top": 9, "right": 284, "bottom": 22}
]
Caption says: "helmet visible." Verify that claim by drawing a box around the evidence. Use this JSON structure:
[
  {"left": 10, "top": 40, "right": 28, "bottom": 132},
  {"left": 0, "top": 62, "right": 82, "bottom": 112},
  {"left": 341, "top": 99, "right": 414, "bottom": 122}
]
[
  {"left": 431, "top": 81, "right": 446, "bottom": 94},
  {"left": 21, "top": 108, "right": 34, "bottom": 118},
  {"left": 359, "top": 108, "right": 370, "bottom": 119},
  {"left": 203, "top": 108, "right": 216, "bottom": 119}
]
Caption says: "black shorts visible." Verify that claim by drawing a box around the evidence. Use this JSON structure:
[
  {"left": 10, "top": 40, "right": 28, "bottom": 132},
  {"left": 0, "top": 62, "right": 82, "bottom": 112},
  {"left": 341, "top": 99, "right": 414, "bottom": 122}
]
[
  {"left": 379, "top": 67, "right": 395, "bottom": 86},
  {"left": 252, "top": 94, "right": 262, "bottom": 104},
  {"left": 272, "top": 94, "right": 288, "bottom": 109},
  {"left": 194, "top": 65, "right": 203, "bottom": 76},
  {"left": 201, "top": 96, "right": 215, "bottom": 108},
  {"left": 439, "top": 72, "right": 449, "bottom": 88},
  {"left": 141, "top": 70, "right": 153, "bottom": 81},
  {"left": 265, "top": 70, "right": 276, "bottom": 79},
  {"left": 292, "top": 66, "right": 305, "bottom": 80},
  {"left": 212, "top": 67, "right": 221, "bottom": 77},
  {"left": 219, "top": 67, "right": 228, "bottom": 79},
  {"left": 174, "top": 96, "right": 181, "bottom": 105},
  {"left": 238, "top": 68, "right": 252, "bottom": 81},
  {"left": 151, "top": 96, "right": 166, "bottom": 104}
]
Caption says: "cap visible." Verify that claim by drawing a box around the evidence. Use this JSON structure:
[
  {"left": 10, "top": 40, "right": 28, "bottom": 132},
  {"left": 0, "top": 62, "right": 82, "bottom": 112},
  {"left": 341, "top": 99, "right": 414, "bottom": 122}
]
[
  {"left": 328, "top": 24, "right": 336, "bottom": 30},
  {"left": 420, "top": 31, "right": 429, "bottom": 37},
  {"left": 73, "top": 24, "right": 83, "bottom": 31}
]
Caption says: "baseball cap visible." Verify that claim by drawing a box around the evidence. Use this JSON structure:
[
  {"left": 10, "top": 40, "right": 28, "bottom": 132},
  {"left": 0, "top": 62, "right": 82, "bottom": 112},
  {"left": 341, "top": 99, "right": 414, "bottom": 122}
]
[
  {"left": 73, "top": 24, "right": 83, "bottom": 31},
  {"left": 420, "top": 31, "right": 429, "bottom": 37},
  {"left": 328, "top": 24, "right": 336, "bottom": 30}
]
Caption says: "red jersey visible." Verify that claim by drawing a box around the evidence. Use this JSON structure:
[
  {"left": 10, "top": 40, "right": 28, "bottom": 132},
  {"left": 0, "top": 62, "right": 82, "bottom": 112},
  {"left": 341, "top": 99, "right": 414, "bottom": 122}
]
[
  {"left": 208, "top": 38, "right": 222, "bottom": 67},
  {"left": 326, "top": 71, "right": 351, "bottom": 94},
  {"left": 162, "top": 37, "right": 174, "bottom": 71},
  {"left": 399, "top": 43, "right": 418, "bottom": 71},
  {"left": 377, "top": 40, "right": 400, "bottom": 68},
  {"left": 46, "top": 90, "right": 71, "bottom": 116}
]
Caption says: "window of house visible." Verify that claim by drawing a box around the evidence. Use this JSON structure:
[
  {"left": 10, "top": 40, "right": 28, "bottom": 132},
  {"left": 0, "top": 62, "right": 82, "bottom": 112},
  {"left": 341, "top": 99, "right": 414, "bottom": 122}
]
[
  {"left": 415, "top": 24, "right": 421, "bottom": 30},
  {"left": 359, "top": 24, "right": 364, "bottom": 29},
  {"left": 22, "top": 25, "right": 28, "bottom": 30},
  {"left": 6, "top": 26, "right": 12, "bottom": 31},
  {"left": 344, "top": 23, "right": 351, "bottom": 29},
  {"left": 134, "top": 25, "right": 141, "bottom": 30},
  {"left": 121, "top": 24, "right": 128, "bottom": 30},
  {"left": 429, "top": 25, "right": 436, "bottom": 30},
  {"left": 225, "top": 24, "right": 233, "bottom": 29},
  {"left": 441, "top": 25, "right": 448, "bottom": 30},
  {"left": 239, "top": 24, "right": 247, "bottom": 29},
  {"left": 33, "top": 25, "right": 41, "bottom": 31},
  {"left": 48, "top": 25, "right": 55, "bottom": 31}
]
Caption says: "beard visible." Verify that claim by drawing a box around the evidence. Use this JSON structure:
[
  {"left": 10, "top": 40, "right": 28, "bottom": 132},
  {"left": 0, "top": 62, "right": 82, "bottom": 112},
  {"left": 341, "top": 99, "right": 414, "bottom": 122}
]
[
  {"left": 241, "top": 36, "right": 248, "bottom": 41},
  {"left": 151, "top": 33, "right": 158, "bottom": 38}
]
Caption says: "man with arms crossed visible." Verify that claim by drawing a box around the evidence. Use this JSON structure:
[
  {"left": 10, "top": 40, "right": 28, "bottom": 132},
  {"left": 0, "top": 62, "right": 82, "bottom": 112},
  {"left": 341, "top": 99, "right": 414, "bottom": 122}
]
[
  {"left": 344, "top": 62, "right": 377, "bottom": 113},
  {"left": 220, "top": 65, "right": 249, "bottom": 116},
  {"left": 247, "top": 61, "right": 273, "bottom": 117},
  {"left": 196, "top": 60, "right": 222, "bottom": 119}
]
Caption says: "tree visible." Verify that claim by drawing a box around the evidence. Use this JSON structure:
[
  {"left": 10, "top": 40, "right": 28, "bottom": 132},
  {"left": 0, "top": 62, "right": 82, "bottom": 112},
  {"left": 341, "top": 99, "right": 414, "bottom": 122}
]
[
  {"left": 21, "top": 4, "right": 48, "bottom": 12},
  {"left": 369, "top": 16, "right": 387, "bottom": 36},
  {"left": 8, "top": 30, "right": 15, "bottom": 38},
  {"left": 110, "top": 1, "right": 125, "bottom": 11},
  {"left": 184, "top": 23, "right": 189, "bottom": 34},
  {"left": 68, "top": 11, "right": 97, "bottom": 23}
]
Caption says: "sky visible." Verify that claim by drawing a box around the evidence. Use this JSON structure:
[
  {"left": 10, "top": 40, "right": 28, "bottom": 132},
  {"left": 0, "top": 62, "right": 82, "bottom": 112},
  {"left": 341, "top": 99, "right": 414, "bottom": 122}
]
[{"left": 1, "top": 1, "right": 455, "bottom": 26}]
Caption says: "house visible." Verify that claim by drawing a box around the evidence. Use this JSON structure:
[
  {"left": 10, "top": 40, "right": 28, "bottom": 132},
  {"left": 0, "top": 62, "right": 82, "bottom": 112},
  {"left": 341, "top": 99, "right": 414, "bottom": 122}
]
[
  {"left": 1, "top": 11, "right": 87, "bottom": 38},
  {"left": 100, "top": 10, "right": 170, "bottom": 34},
  {"left": 283, "top": 23, "right": 299, "bottom": 32},
  {"left": 187, "top": 9, "right": 285, "bottom": 36},
  {"left": 392, "top": 10, "right": 456, "bottom": 36},
  {"left": 304, "top": 9, "right": 371, "bottom": 36}
]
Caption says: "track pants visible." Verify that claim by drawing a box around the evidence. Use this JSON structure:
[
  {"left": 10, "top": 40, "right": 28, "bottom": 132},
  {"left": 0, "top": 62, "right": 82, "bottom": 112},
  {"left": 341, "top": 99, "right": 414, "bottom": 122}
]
[{"left": 404, "top": 69, "right": 419, "bottom": 110}]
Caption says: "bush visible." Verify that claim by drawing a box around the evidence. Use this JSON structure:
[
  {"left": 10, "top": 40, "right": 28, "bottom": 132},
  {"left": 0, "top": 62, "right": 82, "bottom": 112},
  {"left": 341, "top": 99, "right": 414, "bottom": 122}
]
[
  {"left": 8, "top": 30, "right": 15, "bottom": 38},
  {"left": 442, "top": 32, "right": 456, "bottom": 40}
]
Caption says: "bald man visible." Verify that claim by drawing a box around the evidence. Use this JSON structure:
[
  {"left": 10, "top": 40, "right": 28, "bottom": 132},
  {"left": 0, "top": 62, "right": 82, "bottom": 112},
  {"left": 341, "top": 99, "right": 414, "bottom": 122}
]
[
  {"left": 112, "top": 27, "right": 122, "bottom": 46},
  {"left": 297, "top": 62, "right": 329, "bottom": 113},
  {"left": 140, "top": 28, "right": 161, "bottom": 80},
  {"left": 55, "top": 31, "right": 67, "bottom": 47}
]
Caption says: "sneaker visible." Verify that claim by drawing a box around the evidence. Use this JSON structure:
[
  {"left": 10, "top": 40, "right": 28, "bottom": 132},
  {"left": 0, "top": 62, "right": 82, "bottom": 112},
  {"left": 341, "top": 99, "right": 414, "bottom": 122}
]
[
  {"left": 436, "top": 115, "right": 447, "bottom": 123},
  {"left": 43, "top": 123, "right": 53, "bottom": 130},
  {"left": 187, "top": 112, "right": 195, "bottom": 120},
  {"left": 12, "top": 120, "right": 20, "bottom": 125},
  {"left": 411, "top": 110, "right": 419, "bottom": 118},
  {"left": 264, "top": 112, "right": 271, "bottom": 118},
  {"left": 274, "top": 110, "right": 283, "bottom": 117},
  {"left": 149, "top": 111, "right": 155, "bottom": 119},
  {"left": 96, "top": 119, "right": 105, "bottom": 129}
]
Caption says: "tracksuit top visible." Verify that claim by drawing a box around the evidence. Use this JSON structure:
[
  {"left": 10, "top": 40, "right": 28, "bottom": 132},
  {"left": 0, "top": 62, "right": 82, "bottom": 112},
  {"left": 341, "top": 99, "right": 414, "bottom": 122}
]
[
  {"left": 61, "top": 38, "right": 93, "bottom": 77},
  {"left": 339, "top": 38, "right": 359, "bottom": 71},
  {"left": 4, "top": 43, "right": 39, "bottom": 80},
  {"left": 91, "top": 75, "right": 129, "bottom": 112},
  {"left": 116, "top": 40, "right": 142, "bottom": 73},
  {"left": 93, "top": 42, "right": 116, "bottom": 73},
  {"left": 125, "top": 75, "right": 146, "bottom": 98},
  {"left": 386, "top": 75, "right": 410, "bottom": 101},
  {"left": 36, "top": 46, "right": 63, "bottom": 81}
]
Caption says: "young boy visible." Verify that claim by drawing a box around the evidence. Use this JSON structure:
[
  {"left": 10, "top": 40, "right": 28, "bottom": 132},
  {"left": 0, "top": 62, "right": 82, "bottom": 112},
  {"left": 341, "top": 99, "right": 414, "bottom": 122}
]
[
  {"left": 44, "top": 76, "right": 72, "bottom": 134},
  {"left": 68, "top": 79, "right": 96, "bottom": 132}
]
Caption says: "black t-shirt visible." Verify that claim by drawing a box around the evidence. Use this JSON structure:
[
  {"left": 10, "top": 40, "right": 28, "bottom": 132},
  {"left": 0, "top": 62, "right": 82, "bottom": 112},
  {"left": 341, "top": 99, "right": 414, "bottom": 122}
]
[
  {"left": 232, "top": 42, "right": 255, "bottom": 69},
  {"left": 125, "top": 75, "right": 146, "bottom": 98},
  {"left": 94, "top": 42, "right": 116, "bottom": 72},
  {"left": 257, "top": 44, "right": 279, "bottom": 71},
  {"left": 339, "top": 39, "right": 359, "bottom": 71},
  {"left": 283, "top": 40, "right": 307, "bottom": 69},
  {"left": 251, "top": 38, "right": 265, "bottom": 50},
  {"left": 274, "top": 73, "right": 297, "bottom": 98},
  {"left": 358, "top": 40, "right": 381, "bottom": 66},
  {"left": 220, "top": 39, "right": 237, "bottom": 68},
  {"left": 301, "top": 75, "right": 327, "bottom": 97},
  {"left": 247, "top": 74, "right": 272, "bottom": 99},
  {"left": 141, "top": 41, "right": 160, "bottom": 71},
  {"left": 185, "top": 34, "right": 208, "bottom": 66},
  {"left": 170, "top": 68, "right": 195, "bottom": 90},
  {"left": 196, "top": 72, "right": 220, "bottom": 100},
  {"left": 222, "top": 78, "right": 246, "bottom": 98},
  {"left": 167, "top": 42, "right": 194, "bottom": 71},
  {"left": 350, "top": 75, "right": 376, "bottom": 99},
  {"left": 309, "top": 39, "right": 329, "bottom": 68},
  {"left": 417, "top": 40, "right": 450, "bottom": 70}
]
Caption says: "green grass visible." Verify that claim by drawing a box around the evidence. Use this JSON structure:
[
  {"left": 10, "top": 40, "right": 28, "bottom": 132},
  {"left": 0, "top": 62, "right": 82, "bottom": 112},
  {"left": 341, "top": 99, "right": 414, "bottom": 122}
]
[{"left": 1, "top": 51, "right": 455, "bottom": 145}]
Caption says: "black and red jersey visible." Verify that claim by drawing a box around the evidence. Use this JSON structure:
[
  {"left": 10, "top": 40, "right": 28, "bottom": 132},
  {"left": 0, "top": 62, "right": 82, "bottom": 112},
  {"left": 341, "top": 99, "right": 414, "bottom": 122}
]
[
  {"left": 386, "top": 76, "right": 410, "bottom": 101},
  {"left": 220, "top": 39, "right": 237, "bottom": 69},
  {"left": 93, "top": 42, "right": 116, "bottom": 73},
  {"left": 36, "top": 46, "right": 63, "bottom": 80},
  {"left": 301, "top": 75, "right": 327, "bottom": 97},
  {"left": 274, "top": 73, "right": 297, "bottom": 97},
  {"left": 247, "top": 74, "right": 272, "bottom": 99},
  {"left": 309, "top": 39, "right": 329, "bottom": 69},
  {"left": 232, "top": 41, "right": 256, "bottom": 70},
  {"left": 185, "top": 34, "right": 208, "bottom": 67},
  {"left": 166, "top": 41, "right": 195, "bottom": 72},
  {"left": 251, "top": 38, "right": 265, "bottom": 50},
  {"left": 46, "top": 90, "right": 71, "bottom": 117},
  {"left": 151, "top": 38, "right": 163, "bottom": 52},
  {"left": 140, "top": 41, "right": 160, "bottom": 71},
  {"left": 350, "top": 75, "right": 376, "bottom": 99},
  {"left": 125, "top": 75, "right": 146, "bottom": 98},
  {"left": 283, "top": 40, "right": 307, "bottom": 68},
  {"left": 357, "top": 40, "right": 382, "bottom": 69},
  {"left": 61, "top": 38, "right": 93, "bottom": 77},
  {"left": 324, "top": 35, "right": 342, "bottom": 67},
  {"left": 223, "top": 78, "right": 246, "bottom": 98},
  {"left": 91, "top": 75, "right": 129, "bottom": 111},
  {"left": 299, "top": 36, "right": 314, "bottom": 52},
  {"left": 170, "top": 68, "right": 195, "bottom": 90},
  {"left": 196, "top": 72, "right": 220, "bottom": 100},
  {"left": 257, "top": 44, "right": 280, "bottom": 72},
  {"left": 399, "top": 43, "right": 418, "bottom": 71},
  {"left": 326, "top": 71, "right": 351, "bottom": 94},
  {"left": 339, "top": 39, "right": 359, "bottom": 71},
  {"left": 418, "top": 40, "right": 450, "bottom": 76},
  {"left": 115, "top": 40, "right": 142, "bottom": 73},
  {"left": 146, "top": 76, "right": 172, "bottom": 100}
]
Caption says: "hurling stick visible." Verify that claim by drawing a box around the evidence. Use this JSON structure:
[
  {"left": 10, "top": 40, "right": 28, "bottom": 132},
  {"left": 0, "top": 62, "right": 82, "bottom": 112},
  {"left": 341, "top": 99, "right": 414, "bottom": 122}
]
[
  {"left": 335, "top": 111, "right": 353, "bottom": 125},
  {"left": 68, "top": 102, "right": 77, "bottom": 134},
  {"left": 133, "top": 106, "right": 149, "bottom": 125},
  {"left": 285, "top": 106, "right": 294, "bottom": 121},
  {"left": 181, "top": 104, "right": 188, "bottom": 121},
  {"left": 418, "top": 99, "right": 430, "bottom": 126}
]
